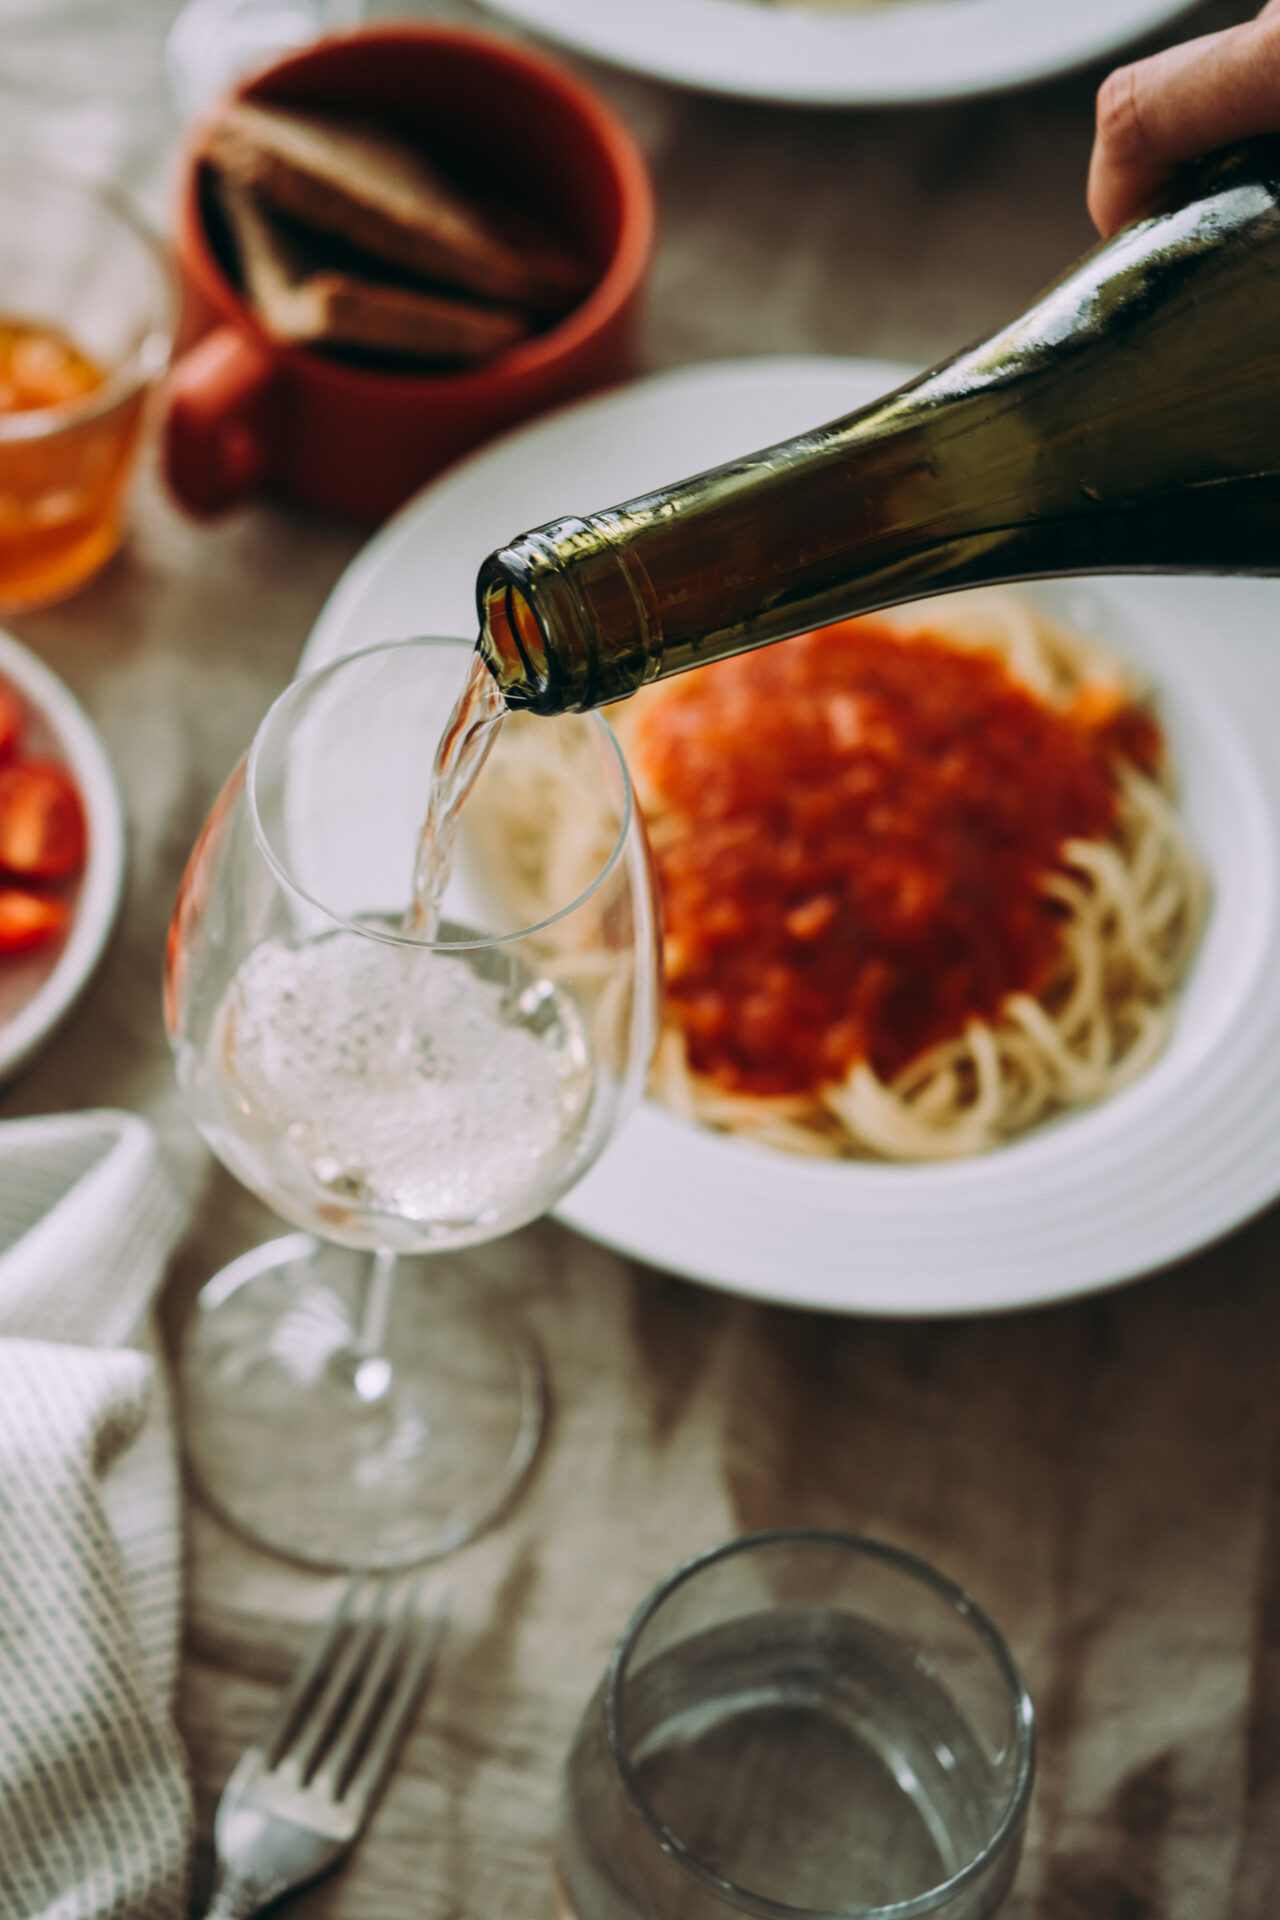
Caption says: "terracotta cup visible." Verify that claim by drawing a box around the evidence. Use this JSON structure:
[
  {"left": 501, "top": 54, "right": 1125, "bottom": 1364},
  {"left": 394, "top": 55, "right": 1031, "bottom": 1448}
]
[{"left": 164, "top": 24, "right": 655, "bottom": 524}]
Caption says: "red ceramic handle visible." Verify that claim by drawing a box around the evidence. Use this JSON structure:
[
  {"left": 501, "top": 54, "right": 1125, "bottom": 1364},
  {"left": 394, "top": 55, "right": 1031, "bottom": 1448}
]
[{"left": 163, "top": 325, "right": 277, "bottom": 516}]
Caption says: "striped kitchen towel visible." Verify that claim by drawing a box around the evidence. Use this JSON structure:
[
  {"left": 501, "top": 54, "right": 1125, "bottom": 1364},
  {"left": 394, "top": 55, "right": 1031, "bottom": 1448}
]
[{"left": 0, "top": 1111, "right": 192, "bottom": 1920}]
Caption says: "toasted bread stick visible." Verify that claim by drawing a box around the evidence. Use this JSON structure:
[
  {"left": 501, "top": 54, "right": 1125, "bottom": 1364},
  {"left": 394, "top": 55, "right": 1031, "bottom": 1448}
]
[
  {"left": 218, "top": 174, "right": 531, "bottom": 361},
  {"left": 205, "top": 99, "right": 588, "bottom": 311}
]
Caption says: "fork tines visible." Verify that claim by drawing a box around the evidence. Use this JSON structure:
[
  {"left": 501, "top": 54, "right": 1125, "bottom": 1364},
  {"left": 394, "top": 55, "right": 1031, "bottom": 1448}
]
[{"left": 261, "top": 1574, "right": 449, "bottom": 1814}]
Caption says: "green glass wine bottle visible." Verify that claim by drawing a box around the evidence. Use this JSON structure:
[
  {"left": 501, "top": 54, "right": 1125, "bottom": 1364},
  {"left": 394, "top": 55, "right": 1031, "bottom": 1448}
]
[{"left": 477, "top": 137, "right": 1280, "bottom": 715}]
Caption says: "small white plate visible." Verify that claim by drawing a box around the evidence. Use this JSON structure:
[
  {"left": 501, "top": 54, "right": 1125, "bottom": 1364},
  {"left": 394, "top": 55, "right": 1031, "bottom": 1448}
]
[
  {"left": 0, "top": 628, "right": 125, "bottom": 1084},
  {"left": 478, "top": 0, "right": 1204, "bottom": 105},
  {"left": 301, "top": 356, "right": 1280, "bottom": 1316}
]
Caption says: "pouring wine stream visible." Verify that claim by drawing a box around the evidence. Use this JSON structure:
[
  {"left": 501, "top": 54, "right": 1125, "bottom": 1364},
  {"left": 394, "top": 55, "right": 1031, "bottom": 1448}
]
[
  {"left": 339, "top": 651, "right": 511, "bottom": 1410},
  {"left": 410, "top": 652, "right": 508, "bottom": 938}
]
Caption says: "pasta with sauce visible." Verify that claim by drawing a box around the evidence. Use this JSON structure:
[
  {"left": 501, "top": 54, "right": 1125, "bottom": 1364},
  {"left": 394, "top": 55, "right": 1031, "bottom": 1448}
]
[{"left": 465, "top": 591, "right": 1208, "bottom": 1162}]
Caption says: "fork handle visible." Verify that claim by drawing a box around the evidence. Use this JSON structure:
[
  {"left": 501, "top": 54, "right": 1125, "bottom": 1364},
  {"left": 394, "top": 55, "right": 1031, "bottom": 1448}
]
[{"left": 204, "top": 1871, "right": 266, "bottom": 1920}]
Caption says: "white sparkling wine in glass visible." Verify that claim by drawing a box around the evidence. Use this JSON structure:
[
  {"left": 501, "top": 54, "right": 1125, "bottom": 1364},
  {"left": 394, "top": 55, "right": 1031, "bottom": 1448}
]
[{"left": 202, "top": 925, "right": 595, "bottom": 1251}]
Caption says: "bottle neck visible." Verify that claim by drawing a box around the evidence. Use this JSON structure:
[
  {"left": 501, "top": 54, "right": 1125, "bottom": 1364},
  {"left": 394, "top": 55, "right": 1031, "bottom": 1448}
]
[
  {"left": 477, "top": 520, "right": 661, "bottom": 715},
  {"left": 479, "top": 137, "right": 1280, "bottom": 715}
]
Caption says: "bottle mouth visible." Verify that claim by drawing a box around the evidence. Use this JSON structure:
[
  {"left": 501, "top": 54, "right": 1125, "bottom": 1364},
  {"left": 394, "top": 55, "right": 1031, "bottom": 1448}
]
[
  {"left": 477, "top": 567, "right": 551, "bottom": 711},
  {"left": 476, "top": 516, "right": 661, "bottom": 715}
]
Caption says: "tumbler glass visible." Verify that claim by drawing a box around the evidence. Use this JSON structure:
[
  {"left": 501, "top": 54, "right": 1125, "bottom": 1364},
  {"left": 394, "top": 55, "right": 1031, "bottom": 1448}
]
[
  {"left": 558, "top": 1530, "right": 1035, "bottom": 1920},
  {"left": 0, "top": 166, "right": 173, "bottom": 612}
]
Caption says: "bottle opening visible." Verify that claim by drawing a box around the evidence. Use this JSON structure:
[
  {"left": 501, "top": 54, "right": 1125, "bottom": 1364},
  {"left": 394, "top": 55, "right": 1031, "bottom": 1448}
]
[{"left": 478, "top": 573, "right": 551, "bottom": 709}]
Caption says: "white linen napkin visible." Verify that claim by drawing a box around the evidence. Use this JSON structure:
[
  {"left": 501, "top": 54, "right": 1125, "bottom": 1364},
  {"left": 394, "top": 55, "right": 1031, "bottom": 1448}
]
[{"left": 0, "top": 1110, "right": 193, "bottom": 1920}]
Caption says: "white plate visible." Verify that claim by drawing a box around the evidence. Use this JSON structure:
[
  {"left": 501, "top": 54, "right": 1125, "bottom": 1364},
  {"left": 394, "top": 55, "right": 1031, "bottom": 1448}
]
[
  {"left": 478, "top": 0, "right": 1203, "bottom": 105},
  {"left": 0, "top": 628, "right": 125, "bottom": 1084},
  {"left": 301, "top": 355, "right": 1280, "bottom": 1316}
]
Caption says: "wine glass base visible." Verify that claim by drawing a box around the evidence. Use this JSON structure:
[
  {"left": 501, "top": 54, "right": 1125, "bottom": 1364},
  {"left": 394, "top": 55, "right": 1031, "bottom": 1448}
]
[{"left": 178, "top": 1233, "right": 545, "bottom": 1570}]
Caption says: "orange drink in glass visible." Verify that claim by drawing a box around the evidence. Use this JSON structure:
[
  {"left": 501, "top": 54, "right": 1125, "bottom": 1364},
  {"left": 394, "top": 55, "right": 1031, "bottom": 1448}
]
[{"left": 0, "top": 168, "right": 173, "bottom": 612}]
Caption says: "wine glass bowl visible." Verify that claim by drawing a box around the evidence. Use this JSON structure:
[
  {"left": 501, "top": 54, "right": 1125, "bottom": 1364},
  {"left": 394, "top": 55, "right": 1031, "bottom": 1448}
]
[{"left": 165, "top": 636, "right": 659, "bottom": 1567}]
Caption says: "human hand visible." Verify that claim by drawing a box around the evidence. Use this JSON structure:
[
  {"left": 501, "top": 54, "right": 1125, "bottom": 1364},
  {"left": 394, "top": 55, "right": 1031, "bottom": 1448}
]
[{"left": 1087, "top": 2, "right": 1280, "bottom": 235}]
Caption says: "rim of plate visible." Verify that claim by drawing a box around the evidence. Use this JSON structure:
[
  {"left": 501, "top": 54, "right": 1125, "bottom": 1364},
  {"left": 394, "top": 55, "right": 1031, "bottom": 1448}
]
[
  {"left": 0, "top": 628, "right": 126, "bottom": 1084},
  {"left": 298, "top": 354, "right": 1280, "bottom": 1316},
  {"left": 478, "top": 0, "right": 1205, "bottom": 105}
]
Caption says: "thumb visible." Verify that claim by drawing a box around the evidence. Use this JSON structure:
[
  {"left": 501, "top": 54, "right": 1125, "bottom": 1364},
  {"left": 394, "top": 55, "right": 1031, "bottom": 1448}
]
[{"left": 1087, "top": 13, "right": 1280, "bottom": 236}]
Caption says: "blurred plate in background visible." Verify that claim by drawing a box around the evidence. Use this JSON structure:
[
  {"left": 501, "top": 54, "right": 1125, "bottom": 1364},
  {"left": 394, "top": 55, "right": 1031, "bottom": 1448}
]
[{"left": 476, "top": 0, "right": 1204, "bottom": 104}]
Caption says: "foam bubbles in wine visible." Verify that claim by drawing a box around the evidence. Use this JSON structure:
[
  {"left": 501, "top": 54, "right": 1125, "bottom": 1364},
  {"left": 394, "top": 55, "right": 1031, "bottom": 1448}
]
[{"left": 213, "top": 926, "right": 593, "bottom": 1246}]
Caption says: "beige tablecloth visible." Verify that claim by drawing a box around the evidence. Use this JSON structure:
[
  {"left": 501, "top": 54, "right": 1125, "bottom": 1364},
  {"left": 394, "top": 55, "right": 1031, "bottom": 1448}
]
[{"left": 2, "top": 2, "right": 1278, "bottom": 1917}]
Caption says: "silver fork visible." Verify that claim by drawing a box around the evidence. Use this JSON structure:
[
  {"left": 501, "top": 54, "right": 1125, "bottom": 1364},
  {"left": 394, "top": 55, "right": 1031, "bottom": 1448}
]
[{"left": 205, "top": 1575, "right": 450, "bottom": 1919}]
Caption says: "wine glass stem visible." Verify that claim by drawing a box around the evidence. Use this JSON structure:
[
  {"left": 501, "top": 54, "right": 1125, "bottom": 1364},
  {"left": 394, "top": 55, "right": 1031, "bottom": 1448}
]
[{"left": 349, "top": 1247, "right": 398, "bottom": 1402}]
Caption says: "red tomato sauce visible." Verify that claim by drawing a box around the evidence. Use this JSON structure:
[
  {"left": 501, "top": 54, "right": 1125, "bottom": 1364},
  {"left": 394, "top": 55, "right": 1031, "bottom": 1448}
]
[
  {"left": 0, "top": 676, "right": 88, "bottom": 958},
  {"left": 631, "top": 617, "right": 1160, "bottom": 1098}
]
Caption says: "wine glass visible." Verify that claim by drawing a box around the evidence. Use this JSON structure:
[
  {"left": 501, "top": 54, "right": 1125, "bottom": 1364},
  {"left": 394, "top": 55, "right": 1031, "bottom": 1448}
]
[
  {"left": 164, "top": 636, "right": 660, "bottom": 1568},
  {"left": 165, "top": 0, "right": 363, "bottom": 121}
]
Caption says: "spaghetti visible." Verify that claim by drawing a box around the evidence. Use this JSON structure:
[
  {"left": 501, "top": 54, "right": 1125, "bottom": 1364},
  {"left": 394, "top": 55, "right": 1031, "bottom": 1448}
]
[{"left": 469, "top": 592, "right": 1207, "bottom": 1162}]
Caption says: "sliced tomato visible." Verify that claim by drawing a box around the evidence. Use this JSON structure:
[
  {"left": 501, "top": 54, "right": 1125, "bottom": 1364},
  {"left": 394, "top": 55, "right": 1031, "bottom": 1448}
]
[
  {"left": 0, "top": 888, "right": 69, "bottom": 952},
  {"left": 0, "top": 683, "right": 21, "bottom": 762},
  {"left": 0, "top": 761, "right": 87, "bottom": 880}
]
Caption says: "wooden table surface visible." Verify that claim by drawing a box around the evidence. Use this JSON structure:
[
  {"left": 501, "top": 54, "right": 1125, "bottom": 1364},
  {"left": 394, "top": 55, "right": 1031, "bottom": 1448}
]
[{"left": 3, "top": 1, "right": 1278, "bottom": 1916}]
